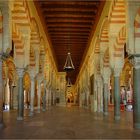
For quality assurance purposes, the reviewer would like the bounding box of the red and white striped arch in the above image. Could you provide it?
[39,37,45,73]
[103,48,109,68]
[94,38,100,74]
[109,0,126,25]
[12,24,24,56]
[100,18,109,46]
[12,0,30,27]
[30,18,40,70]
[30,18,40,46]
[29,47,35,68]
[12,0,30,58]
[94,38,100,54]
[0,10,2,34]
[0,9,2,55]
[114,26,126,58]
[134,8,140,38]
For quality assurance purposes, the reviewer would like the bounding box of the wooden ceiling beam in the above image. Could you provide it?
[44,14,95,18]
[43,11,96,16]
[39,1,99,6]
[47,24,92,28]
[45,19,93,23]
[45,16,95,21]
[50,34,89,37]
[49,32,90,35]
[42,7,98,12]
[48,27,91,31]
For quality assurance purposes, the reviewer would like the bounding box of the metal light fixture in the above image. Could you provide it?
[66,77,72,87]
[63,52,75,71]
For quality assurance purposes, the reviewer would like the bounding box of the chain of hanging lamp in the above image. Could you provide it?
[63,35,75,71]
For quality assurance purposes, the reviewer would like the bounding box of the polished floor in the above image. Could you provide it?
[0,105,140,139]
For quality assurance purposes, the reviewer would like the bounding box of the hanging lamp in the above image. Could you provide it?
[66,77,72,87]
[63,51,75,71]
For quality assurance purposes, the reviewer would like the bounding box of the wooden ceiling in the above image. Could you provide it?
[34,0,105,84]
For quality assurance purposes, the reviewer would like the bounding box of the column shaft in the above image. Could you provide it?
[10,86,13,110]
[42,88,46,111]
[133,67,140,128]
[0,59,3,127]
[17,76,24,120]
[114,76,120,120]
[29,78,35,116]
[37,83,41,113]
[103,83,108,115]
[97,87,101,112]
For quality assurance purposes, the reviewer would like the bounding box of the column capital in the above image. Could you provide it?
[28,71,36,80]
[43,79,47,87]
[16,68,24,78]
[102,67,111,84]
[128,55,140,69]
[36,74,43,84]
[113,67,122,77]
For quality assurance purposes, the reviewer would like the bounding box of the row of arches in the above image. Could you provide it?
[0,0,59,123]
[75,0,140,129]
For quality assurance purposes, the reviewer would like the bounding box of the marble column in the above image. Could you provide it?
[114,68,121,120]
[29,75,35,116]
[103,70,111,116]
[37,81,41,113]
[97,79,102,112]
[129,56,140,128]
[42,80,47,111]
[16,68,24,120]
[103,82,108,115]
[49,88,52,106]
[9,85,13,110]
[0,57,3,127]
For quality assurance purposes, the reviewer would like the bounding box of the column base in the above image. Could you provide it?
[29,111,34,117]
[57,102,66,107]
[115,115,120,121]
[42,108,46,112]
[37,109,40,113]
[104,112,108,116]
[134,123,140,129]
[17,116,23,121]
[0,123,4,128]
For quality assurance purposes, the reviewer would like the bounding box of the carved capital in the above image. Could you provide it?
[129,55,140,69]
[16,68,24,78]
[102,67,111,83]
[0,51,10,61]
[114,67,122,77]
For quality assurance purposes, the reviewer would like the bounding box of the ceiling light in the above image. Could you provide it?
[63,52,75,71]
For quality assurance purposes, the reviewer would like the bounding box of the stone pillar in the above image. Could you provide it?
[9,84,14,110]
[16,68,24,120]
[103,82,108,115]
[129,56,140,128]
[114,68,121,120]
[37,81,41,113]
[46,87,49,108]
[49,88,52,106]
[13,83,18,109]
[97,79,102,112]
[102,69,111,116]
[29,75,35,116]
[42,80,47,111]
[0,56,3,127]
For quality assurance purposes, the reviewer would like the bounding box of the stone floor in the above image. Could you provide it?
[0,106,140,139]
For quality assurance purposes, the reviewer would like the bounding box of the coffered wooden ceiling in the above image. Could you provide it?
[34,0,105,84]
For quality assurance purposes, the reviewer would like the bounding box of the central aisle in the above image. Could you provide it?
[0,106,140,139]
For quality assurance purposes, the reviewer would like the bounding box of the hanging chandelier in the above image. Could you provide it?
[66,77,72,87]
[63,52,75,71]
